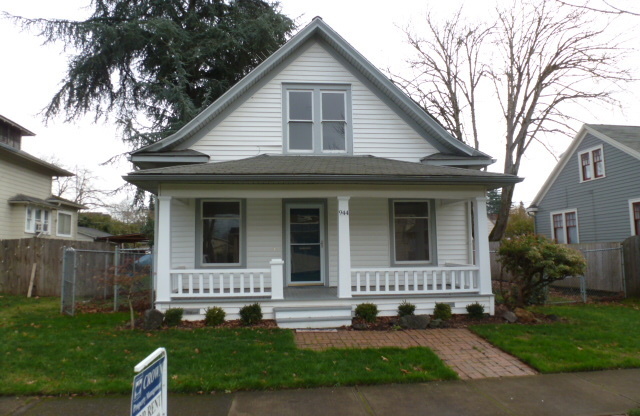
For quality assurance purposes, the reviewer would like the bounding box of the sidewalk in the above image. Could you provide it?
[3,368,639,416]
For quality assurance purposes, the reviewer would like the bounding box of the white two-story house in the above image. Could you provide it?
[125,18,521,327]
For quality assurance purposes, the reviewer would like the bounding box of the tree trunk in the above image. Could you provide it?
[489,184,515,241]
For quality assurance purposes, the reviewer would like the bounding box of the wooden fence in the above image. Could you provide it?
[0,238,114,297]
[623,236,640,296]
[490,241,625,293]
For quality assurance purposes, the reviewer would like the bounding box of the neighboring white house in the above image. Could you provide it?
[0,115,85,240]
[125,18,521,327]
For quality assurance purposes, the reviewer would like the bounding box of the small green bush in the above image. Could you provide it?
[164,308,183,327]
[239,303,262,326]
[355,303,378,323]
[466,302,485,319]
[204,307,226,326]
[397,301,416,317]
[433,303,452,321]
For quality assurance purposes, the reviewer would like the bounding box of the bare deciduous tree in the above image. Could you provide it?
[395,0,630,241]
[51,163,117,209]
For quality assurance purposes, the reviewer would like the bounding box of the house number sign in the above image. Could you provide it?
[339,210,349,216]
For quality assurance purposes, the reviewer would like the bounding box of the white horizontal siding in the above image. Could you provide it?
[349,198,389,268]
[246,199,282,277]
[436,201,471,264]
[191,42,437,162]
[171,198,195,268]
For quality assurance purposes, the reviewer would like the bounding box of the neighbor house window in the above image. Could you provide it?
[57,212,72,237]
[579,146,605,182]
[25,206,50,234]
[392,201,431,263]
[551,210,578,244]
[284,84,351,154]
[201,200,242,265]
[630,199,640,236]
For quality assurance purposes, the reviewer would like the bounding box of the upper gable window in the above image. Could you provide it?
[579,146,605,182]
[284,84,351,154]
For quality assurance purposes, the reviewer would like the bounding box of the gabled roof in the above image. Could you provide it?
[0,114,35,136]
[0,141,73,176]
[125,154,521,193]
[530,124,640,208]
[78,226,113,239]
[131,17,490,161]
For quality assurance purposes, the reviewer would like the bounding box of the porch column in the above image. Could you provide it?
[337,196,352,298]
[156,196,172,304]
[473,195,492,296]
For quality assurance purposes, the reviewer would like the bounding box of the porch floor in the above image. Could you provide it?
[284,286,337,300]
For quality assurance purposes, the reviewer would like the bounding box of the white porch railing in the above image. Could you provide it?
[351,266,479,295]
[169,259,285,299]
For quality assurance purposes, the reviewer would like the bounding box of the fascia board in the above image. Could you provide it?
[530,127,588,207]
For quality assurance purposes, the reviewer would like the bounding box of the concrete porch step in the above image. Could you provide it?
[274,306,353,329]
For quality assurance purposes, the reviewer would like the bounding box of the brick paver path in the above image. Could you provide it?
[295,329,537,380]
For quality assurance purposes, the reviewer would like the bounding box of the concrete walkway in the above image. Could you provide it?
[2,369,640,416]
[295,329,537,379]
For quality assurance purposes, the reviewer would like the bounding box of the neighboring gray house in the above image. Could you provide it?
[529,124,640,243]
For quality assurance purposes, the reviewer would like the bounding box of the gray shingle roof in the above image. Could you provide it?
[126,154,520,185]
[77,226,112,239]
[8,194,86,210]
[0,142,73,176]
[587,124,640,154]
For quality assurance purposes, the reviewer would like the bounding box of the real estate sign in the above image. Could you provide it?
[131,348,167,416]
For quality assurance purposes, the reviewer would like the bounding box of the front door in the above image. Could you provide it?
[286,204,324,285]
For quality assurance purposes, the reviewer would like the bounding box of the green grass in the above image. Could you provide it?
[0,295,456,395]
[471,302,640,373]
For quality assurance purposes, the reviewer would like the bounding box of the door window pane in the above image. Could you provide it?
[202,201,241,264]
[291,245,321,282]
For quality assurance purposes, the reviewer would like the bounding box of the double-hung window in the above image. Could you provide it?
[551,210,578,244]
[57,211,72,237]
[630,199,640,236]
[200,200,243,266]
[391,201,432,263]
[285,84,351,154]
[25,206,50,234]
[579,146,605,182]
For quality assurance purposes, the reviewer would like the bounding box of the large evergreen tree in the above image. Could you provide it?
[10,0,295,149]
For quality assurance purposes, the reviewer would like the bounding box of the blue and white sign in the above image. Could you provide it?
[131,348,167,416]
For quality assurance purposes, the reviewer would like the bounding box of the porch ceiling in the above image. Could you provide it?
[125,155,522,193]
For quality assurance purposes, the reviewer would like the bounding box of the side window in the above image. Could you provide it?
[284,84,351,154]
[57,212,73,237]
[25,207,50,234]
[201,200,242,265]
[579,146,605,182]
[631,200,640,236]
[551,210,578,244]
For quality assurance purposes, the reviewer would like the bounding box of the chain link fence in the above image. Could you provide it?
[61,247,152,316]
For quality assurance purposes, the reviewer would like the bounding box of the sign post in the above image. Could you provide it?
[131,348,167,416]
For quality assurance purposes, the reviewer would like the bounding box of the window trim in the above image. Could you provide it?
[282,83,352,155]
[25,206,50,235]
[56,211,73,237]
[550,209,580,244]
[629,198,640,236]
[578,145,606,183]
[389,199,436,266]
[195,199,247,268]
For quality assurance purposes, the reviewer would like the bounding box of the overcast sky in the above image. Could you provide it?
[1,0,638,210]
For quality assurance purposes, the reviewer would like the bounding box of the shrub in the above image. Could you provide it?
[239,303,262,326]
[466,302,485,319]
[397,301,416,317]
[164,308,183,327]
[498,234,586,308]
[355,303,378,323]
[433,303,452,321]
[204,307,226,327]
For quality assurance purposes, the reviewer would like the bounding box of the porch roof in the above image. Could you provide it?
[125,155,521,193]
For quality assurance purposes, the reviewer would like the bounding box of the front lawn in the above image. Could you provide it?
[0,295,456,395]
[471,302,640,373]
